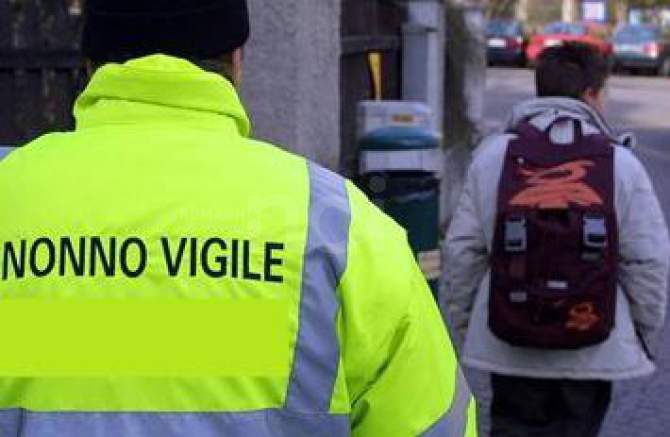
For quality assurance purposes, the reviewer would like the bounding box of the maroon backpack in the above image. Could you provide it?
[489,119,618,349]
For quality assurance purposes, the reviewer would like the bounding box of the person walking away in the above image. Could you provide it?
[442,42,669,437]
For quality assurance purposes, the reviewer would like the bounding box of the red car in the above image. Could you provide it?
[527,22,613,64]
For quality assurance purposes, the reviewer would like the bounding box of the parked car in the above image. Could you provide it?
[527,22,613,64]
[486,19,528,67]
[613,25,670,76]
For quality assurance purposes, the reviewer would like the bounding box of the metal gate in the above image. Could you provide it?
[340,0,406,176]
[0,0,85,146]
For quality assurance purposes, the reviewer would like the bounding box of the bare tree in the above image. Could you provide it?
[562,0,580,22]
[486,0,517,19]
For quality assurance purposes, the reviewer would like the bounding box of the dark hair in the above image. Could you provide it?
[536,42,609,100]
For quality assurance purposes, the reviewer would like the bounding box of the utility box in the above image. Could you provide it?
[403,0,446,133]
[357,100,433,139]
[358,126,442,299]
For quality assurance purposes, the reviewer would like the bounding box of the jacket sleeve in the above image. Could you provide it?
[617,151,670,359]
[441,162,489,348]
[340,183,477,437]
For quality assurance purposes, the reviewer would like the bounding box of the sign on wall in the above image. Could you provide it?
[582,0,607,23]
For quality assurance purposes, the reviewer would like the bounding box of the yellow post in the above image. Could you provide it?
[368,52,383,100]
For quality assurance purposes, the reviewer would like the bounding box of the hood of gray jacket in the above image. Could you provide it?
[506,97,637,148]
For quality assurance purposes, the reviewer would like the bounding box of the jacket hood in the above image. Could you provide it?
[506,97,636,148]
[74,55,251,137]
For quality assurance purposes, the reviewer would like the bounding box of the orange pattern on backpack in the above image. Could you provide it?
[510,160,603,209]
[565,302,601,332]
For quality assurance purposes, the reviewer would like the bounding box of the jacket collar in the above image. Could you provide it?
[74,54,251,137]
[506,97,636,148]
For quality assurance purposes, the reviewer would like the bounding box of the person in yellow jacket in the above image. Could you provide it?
[0,1,476,436]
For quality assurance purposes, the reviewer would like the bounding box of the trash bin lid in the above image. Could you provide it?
[359,126,440,151]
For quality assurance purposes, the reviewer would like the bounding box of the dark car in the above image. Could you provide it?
[613,25,670,76]
[486,19,527,67]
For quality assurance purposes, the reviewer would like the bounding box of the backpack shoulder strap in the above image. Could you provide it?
[506,119,545,141]
[509,117,590,143]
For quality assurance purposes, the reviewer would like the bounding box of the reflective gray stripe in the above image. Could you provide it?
[0,146,13,160]
[421,366,474,436]
[0,409,20,436]
[0,408,350,437]
[286,162,351,412]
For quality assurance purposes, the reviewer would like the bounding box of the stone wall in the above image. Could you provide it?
[241,0,342,170]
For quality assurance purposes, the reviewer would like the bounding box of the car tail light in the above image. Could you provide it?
[644,42,660,58]
[508,36,524,49]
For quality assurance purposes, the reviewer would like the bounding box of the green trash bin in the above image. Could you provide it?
[357,126,442,300]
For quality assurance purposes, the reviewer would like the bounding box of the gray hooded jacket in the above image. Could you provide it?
[442,97,669,380]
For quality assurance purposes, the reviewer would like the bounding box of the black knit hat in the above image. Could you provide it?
[82,0,250,63]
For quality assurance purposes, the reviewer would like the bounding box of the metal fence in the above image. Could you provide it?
[0,0,85,145]
[340,0,406,176]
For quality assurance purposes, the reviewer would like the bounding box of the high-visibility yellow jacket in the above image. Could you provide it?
[0,55,476,437]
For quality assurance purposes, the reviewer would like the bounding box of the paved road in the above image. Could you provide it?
[473,67,670,437]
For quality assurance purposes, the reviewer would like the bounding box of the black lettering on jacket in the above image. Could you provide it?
[60,237,86,277]
[120,237,147,278]
[161,237,187,277]
[3,240,26,280]
[90,237,116,277]
[243,240,262,281]
[29,237,56,277]
[201,238,228,278]
[265,242,285,283]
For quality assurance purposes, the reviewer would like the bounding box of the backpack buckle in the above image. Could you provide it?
[583,214,607,250]
[505,216,527,253]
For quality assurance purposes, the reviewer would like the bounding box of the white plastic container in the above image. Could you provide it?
[357,100,433,139]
